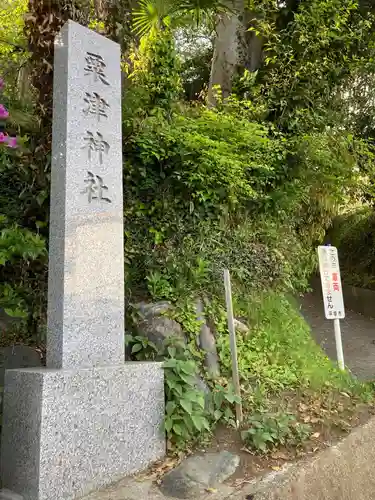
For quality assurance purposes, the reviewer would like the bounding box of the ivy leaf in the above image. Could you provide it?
[184,390,200,402]
[214,409,222,421]
[164,358,178,368]
[179,361,196,375]
[191,414,211,432]
[173,423,183,435]
[131,343,143,354]
[178,372,196,385]
[168,346,176,358]
[180,399,192,415]
[166,401,176,415]
[173,384,183,396]
[223,392,236,404]
[4,307,27,319]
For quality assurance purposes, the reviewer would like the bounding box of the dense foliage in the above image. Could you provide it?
[329,208,375,289]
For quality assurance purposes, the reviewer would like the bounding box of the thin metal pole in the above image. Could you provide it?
[333,319,345,370]
[223,269,243,426]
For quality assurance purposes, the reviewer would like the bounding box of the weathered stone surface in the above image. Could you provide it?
[1,363,165,500]
[196,299,220,378]
[1,21,165,500]
[135,302,183,348]
[160,451,240,499]
[135,302,171,317]
[0,346,42,387]
[47,20,125,370]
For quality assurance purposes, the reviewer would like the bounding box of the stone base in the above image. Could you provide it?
[0,363,165,500]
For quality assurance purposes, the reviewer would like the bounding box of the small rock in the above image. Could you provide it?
[160,451,240,499]
[134,301,171,316]
[234,319,249,334]
[138,315,184,349]
[0,490,23,500]
[134,302,184,349]
[196,299,220,378]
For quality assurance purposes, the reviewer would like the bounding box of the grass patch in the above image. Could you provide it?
[217,292,372,402]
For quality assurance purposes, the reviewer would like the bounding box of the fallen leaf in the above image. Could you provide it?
[340,392,350,398]
[311,432,320,439]
[206,488,218,493]
[241,447,254,455]
[271,451,289,460]
[271,466,281,471]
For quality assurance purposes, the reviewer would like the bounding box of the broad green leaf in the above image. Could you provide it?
[166,401,176,415]
[214,409,222,421]
[180,399,192,415]
[131,343,143,354]
[173,423,183,435]
[165,417,173,432]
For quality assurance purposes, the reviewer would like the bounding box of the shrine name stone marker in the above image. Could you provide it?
[0,21,165,500]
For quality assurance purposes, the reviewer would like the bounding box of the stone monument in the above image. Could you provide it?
[0,21,165,500]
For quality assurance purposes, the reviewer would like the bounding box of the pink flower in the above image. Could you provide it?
[0,132,7,143]
[0,104,9,119]
[6,136,17,148]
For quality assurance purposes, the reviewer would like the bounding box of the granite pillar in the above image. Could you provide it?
[0,21,165,500]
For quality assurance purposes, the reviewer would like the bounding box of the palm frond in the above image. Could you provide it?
[133,0,232,36]
[133,0,174,36]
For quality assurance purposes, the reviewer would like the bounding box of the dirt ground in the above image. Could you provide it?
[151,290,375,487]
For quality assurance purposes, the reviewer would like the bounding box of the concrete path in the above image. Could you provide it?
[300,292,375,381]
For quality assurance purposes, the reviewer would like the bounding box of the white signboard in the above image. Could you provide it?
[318,246,345,320]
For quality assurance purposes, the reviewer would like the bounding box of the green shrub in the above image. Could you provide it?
[329,208,375,289]
[0,220,46,320]
[123,104,320,301]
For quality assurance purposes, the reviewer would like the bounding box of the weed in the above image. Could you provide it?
[241,412,311,453]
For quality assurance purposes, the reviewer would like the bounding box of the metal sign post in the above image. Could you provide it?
[317,246,346,370]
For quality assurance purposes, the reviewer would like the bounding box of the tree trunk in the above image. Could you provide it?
[207,1,243,106]
[97,0,139,52]
[242,10,263,72]
[207,1,263,106]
